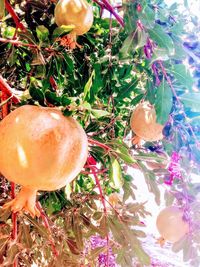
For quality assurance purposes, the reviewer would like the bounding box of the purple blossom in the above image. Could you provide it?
[164,152,182,185]
[90,235,116,267]
[152,63,161,86]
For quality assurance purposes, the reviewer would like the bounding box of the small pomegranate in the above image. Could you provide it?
[0,105,88,217]
[130,102,164,143]
[54,0,93,36]
[156,206,189,243]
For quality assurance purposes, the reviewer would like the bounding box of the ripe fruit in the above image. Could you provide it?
[0,105,88,216]
[130,102,164,142]
[54,0,93,36]
[156,206,189,243]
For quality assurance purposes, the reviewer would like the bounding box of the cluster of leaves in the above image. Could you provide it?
[0,0,200,266]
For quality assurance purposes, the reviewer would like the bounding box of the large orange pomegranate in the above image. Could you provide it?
[156,206,189,243]
[54,0,93,36]
[130,102,164,143]
[0,105,88,216]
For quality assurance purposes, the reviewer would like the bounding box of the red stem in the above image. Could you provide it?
[93,0,124,27]
[1,95,18,267]
[36,202,59,257]
[0,37,37,48]
[0,75,20,104]
[81,168,108,175]
[1,92,9,118]
[88,138,112,151]
[49,76,58,91]
[5,0,26,31]
[87,158,109,266]
[0,37,57,53]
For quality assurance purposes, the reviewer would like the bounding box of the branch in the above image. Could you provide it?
[36,202,59,257]
[0,75,20,104]
[1,95,18,266]
[0,37,58,53]
[88,138,112,151]
[5,0,26,31]
[93,0,124,27]
[87,157,110,266]
[49,76,58,91]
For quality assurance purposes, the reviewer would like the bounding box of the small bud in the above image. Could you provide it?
[137,4,142,12]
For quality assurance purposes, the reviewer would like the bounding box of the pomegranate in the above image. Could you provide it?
[156,206,189,243]
[0,105,88,217]
[130,102,164,143]
[54,0,93,36]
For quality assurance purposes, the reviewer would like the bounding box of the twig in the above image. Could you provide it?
[88,138,112,151]
[1,92,9,118]
[0,75,20,104]
[87,157,109,267]
[1,95,18,267]
[5,0,26,31]
[36,202,59,257]
[49,76,58,91]
[93,0,124,27]
[0,37,58,54]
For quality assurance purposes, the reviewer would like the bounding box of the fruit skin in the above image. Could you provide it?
[130,102,164,142]
[156,206,189,243]
[54,0,93,36]
[0,105,88,216]
[0,105,88,190]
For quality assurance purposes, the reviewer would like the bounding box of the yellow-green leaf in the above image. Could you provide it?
[110,156,123,188]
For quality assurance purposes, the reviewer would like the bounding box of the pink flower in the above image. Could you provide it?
[164,152,182,186]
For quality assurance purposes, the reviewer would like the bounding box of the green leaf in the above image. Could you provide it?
[24,215,50,239]
[155,78,173,125]
[116,151,136,164]
[45,90,61,105]
[6,244,19,265]
[36,25,49,43]
[138,5,155,29]
[91,109,110,118]
[20,224,33,249]
[0,237,9,254]
[3,26,15,38]
[179,93,200,112]
[149,24,174,55]
[110,155,123,188]
[0,207,11,222]
[52,25,75,39]
[61,95,72,106]
[18,30,37,44]
[0,0,5,19]
[119,29,147,59]
[133,243,150,265]
[184,0,189,8]
[171,64,193,89]
[83,70,95,100]
[117,78,138,101]
[139,162,160,205]
[151,47,169,63]
[93,211,103,220]
[29,86,44,102]
[123,181,135,202]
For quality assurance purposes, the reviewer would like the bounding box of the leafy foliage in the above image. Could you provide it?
[0,0,200,266]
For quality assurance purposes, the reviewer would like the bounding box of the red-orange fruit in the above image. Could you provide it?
[130,102,164,142]
[156,206,189,243]
[0,105,88,216]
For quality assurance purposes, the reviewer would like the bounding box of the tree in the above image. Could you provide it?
[0,0,200,266]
